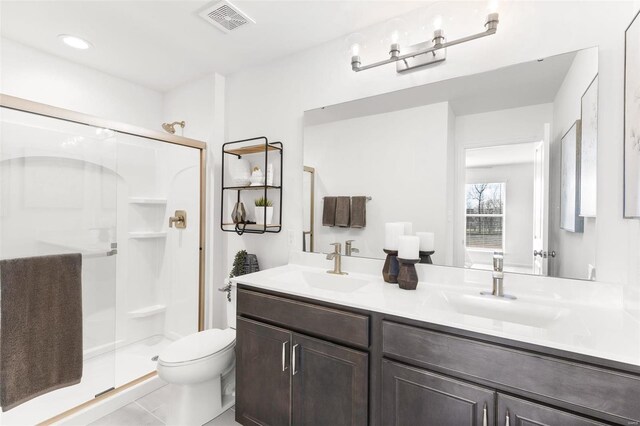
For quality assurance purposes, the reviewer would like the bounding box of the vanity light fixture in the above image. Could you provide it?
[58,34,92,50]
[349,11,499,73]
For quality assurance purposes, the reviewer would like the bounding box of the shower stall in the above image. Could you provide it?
[0,95,206,425]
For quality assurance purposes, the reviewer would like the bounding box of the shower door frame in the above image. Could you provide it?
[0,93,207,424]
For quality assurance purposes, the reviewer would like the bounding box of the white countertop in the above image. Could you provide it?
[232,254,640,368]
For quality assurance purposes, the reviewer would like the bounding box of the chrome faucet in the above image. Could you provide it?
[345,240,360,256]
[326,243,347,275]
[481,252,516,299]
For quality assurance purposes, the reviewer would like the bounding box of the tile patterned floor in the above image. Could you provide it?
[89,385,240,426]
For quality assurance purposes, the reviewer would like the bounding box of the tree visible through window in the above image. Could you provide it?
[465,183,505,250]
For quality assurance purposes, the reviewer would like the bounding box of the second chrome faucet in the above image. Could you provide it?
[481,252,516,299]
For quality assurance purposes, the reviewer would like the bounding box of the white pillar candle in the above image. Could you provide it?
[416,232,435,252]
[399,222,413,236]
[384,222,405,251]
[398,236,420,260]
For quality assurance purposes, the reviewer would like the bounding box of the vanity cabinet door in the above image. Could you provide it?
[382,360,495,426]
[236,317,292,426]
[291,333,368,426]
[497,394,607,426]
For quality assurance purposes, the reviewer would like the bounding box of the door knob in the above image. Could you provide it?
[169,210,187,229]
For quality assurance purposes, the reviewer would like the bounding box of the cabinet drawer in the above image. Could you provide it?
[238,288,369,348]
[382,321,640,423]
[497,394,607,426]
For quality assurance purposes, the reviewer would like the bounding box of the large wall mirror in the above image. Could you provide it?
[302,47,599,281]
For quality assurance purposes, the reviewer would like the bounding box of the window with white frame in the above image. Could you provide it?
[465,182,505,250]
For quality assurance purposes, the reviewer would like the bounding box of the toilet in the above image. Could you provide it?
[157,284,237,426]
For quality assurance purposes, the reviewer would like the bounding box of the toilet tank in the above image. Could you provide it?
[226,283,237,329]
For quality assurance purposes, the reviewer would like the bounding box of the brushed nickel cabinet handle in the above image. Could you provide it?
[292,344,299,375]
[281,341,288,371]
[482,402,488,426]
[505,409,510,426]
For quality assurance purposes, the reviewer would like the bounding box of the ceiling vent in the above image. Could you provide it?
[199,0,255,34]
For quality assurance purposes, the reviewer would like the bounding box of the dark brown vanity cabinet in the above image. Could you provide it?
[236,286,640,426]
[496,394,607,426]
[291,334,368,425]
[236,290,369,426]
[382,360,495,426]
[236,318,292,426]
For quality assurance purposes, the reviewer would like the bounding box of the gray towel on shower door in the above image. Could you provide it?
[0,253,83,411]
[335,196,351,227]
[323,196,337,227]
[350,196,367,228]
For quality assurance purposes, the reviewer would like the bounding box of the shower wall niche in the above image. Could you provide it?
[0,97,205,425]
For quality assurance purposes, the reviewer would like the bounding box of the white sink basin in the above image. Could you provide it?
[272,270,369,293]
[439,292,568,328]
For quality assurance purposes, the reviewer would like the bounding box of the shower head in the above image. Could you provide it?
[162,121,185,134]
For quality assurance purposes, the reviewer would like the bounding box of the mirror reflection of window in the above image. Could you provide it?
[465,183,505,251]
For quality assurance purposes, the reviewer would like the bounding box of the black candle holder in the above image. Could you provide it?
[419,250,435,264]
[397,258,419,290]
[382,249,399,283]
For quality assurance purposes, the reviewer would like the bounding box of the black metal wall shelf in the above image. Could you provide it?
[221,137,283,235]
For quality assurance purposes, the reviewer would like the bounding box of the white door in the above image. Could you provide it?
[532,124,551,275]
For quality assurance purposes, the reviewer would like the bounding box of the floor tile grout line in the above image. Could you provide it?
[134,401,166,424]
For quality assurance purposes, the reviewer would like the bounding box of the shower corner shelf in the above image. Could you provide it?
[221,136,283,235]
[128,304,167,318]
[128,231,167,239]
[128,197,168,205]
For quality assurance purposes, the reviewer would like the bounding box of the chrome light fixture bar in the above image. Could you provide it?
[351,13,499,73]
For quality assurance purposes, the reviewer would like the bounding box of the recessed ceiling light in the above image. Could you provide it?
[58,34,92,50]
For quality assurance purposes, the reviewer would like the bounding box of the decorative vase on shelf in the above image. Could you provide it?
[231,202,247,224]
[255,206,274,225]
[229,157,251,187]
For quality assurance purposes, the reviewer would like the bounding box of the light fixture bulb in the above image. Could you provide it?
[345,32,365,60]
[433,15,443,31]
[383,18,406,46]
[390,30,400,44]
[58,34,92,50]
[488,0,500,13]
[351,43,360,56]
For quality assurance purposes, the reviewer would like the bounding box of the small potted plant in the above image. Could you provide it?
[254,196,273,225]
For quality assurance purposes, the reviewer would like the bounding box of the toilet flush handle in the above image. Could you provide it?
[218,284,232,302]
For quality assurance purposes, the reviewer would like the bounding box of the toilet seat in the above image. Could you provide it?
[158,328,235,366]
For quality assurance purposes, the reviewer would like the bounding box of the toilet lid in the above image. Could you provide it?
[159,329,235,364]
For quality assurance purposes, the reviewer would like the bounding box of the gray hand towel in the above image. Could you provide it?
[1,253,83,412]
[350,196,367,228]
[335,196,351,227]
[322,197,337,227]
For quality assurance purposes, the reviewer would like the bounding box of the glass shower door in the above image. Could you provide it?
[0,107,118,425]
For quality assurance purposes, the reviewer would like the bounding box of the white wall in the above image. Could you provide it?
[303,102,452,262]
[466,163,535,271]
[161,73,227,329]
[225,1,640,316]
[549,48,599,280]
[0,38,163,130]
